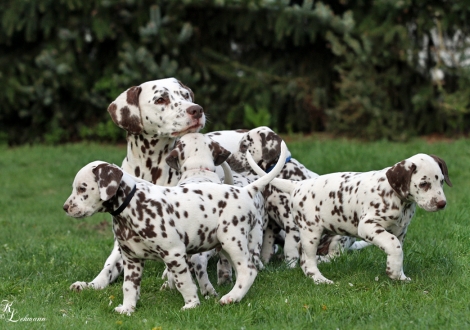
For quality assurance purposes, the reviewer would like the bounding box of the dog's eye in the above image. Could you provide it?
[419,182,429,189]
[78,187,87,193]
[155,98,165,104]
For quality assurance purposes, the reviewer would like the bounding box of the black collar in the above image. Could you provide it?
[110,184,137,216]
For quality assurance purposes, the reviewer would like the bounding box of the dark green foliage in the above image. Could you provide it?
[326,0,470,140]
[1,0,469,144]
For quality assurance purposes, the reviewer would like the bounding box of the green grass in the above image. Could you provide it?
[0,137,469,329]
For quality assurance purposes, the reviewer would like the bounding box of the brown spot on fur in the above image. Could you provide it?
[386,161,416,199]
[126,86,141,106]
[430,154,452,187]
[177,80,195,101]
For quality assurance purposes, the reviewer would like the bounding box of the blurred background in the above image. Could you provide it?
[1,0,469,145]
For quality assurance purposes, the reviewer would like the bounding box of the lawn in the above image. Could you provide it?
[0,135,469,329]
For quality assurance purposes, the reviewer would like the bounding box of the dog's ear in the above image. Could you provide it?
[260,130,282,170]
[107,86,143,135]
[92,163,123,201]
[430,155,452,187]
[210,140,231,166]
[165,149,180,171]
[386,160,417,199]
[177,80,195,102]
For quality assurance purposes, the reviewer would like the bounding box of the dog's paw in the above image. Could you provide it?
[69,281,88,291]
[115,304,135,315]
[285,258,298,268]
[201,287,218,298]
[253,258,264,270]
[181,301,200,310]
[316,255,333,264]
[219,295,234,305]
[398,274,411,282]
[160,281,171,291]
[219,293,242,305]
[217,274,232,286]
[387,270,411,282]
[312,275,334,285]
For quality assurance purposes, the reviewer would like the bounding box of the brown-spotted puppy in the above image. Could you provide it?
[70,78,205,292]
[223,126,368,267]
[63,142,288,313]
[248,153,452,284]
[162,133,268,298]
[160,133,233,297]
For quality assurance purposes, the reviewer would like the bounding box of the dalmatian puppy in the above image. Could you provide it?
[223,126,368,267]
[160,133,233,297]
[205,129,248,178]
[205,129,248,153]
[70,78,207,292]
[162,133,268,298]
[63,141,288,313]
[248,153,452,284]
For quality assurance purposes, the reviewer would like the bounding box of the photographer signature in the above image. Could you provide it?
[0,300,46,323]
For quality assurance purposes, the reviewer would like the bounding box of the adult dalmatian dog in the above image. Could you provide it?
[70,78,209,291]
[63,140,288,313]
[221,126,369,266]
[248,152,452,284]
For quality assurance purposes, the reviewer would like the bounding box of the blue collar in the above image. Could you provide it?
[266,156,291,173]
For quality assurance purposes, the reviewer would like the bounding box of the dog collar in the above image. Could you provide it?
[266,156,292,173]
[110,184,137,216]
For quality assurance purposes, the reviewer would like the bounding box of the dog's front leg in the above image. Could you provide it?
[115,257,144,315]
[191,251,219,297]
[248,216,265,270]
[358,220,410,281]
[260,223,276,263]
[298,226,333,284]
[217,252,233,285]
[70,237,123,291]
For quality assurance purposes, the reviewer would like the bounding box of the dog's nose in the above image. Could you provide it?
[186,105,203,119]
[63,204,69,212]
[436,200,447,209]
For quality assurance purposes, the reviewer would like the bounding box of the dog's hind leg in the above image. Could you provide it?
[164,252,201,310]
[218,246,258,305]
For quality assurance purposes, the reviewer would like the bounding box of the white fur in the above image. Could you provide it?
[248,153,451,284]
[64,141,288,313]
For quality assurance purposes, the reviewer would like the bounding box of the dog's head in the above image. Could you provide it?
[165,133,231,172]
[386,154,452,211]
[63,162,129,218]
[107,78,205,137]
[227,126,289,173]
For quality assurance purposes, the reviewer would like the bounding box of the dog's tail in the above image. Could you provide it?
[243,140,288,194]
[220,161,234,185]
[245,141,298,194]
